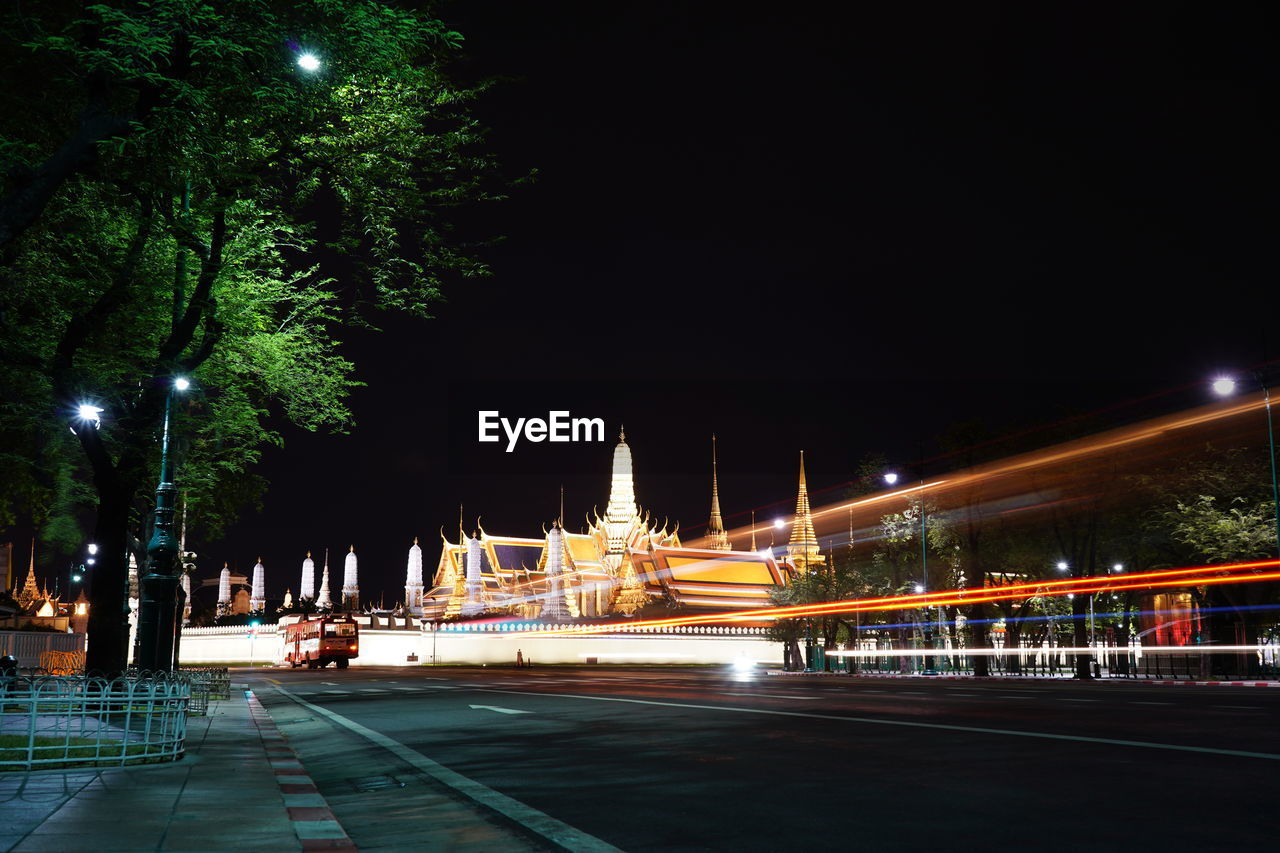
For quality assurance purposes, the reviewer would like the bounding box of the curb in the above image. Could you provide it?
[764,671,1280,687]
[245,689,358,851]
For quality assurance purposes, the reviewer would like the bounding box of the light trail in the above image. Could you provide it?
[505,559,1280,637]
[694,392,1270,550]
[824,646,1272,657]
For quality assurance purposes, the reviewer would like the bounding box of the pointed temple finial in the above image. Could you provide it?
[559,484,565,528]
[706,434,730,550]
[751,509,757,552]
[619,424,625,441]
[786,449,824,573]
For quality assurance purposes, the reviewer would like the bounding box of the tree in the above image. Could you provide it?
[0,1,504,675]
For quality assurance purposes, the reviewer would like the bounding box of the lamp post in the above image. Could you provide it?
[1213,375,1280,557]
[135,376,190,672]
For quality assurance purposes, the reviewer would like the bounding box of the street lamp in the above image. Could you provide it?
[298,53,321,72]
[136,376,191,672]
[1212,374,1280,557]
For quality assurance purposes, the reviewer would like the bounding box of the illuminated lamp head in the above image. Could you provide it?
[1211,377,1236,396]
[298,53,321,72]
[884,472,899,486]
[1056,561,1069,572]
[773,518,786,529]
[77,404,103,423]
[173,376,191,391]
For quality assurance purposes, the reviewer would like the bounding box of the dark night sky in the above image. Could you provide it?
[210,2,1272,605]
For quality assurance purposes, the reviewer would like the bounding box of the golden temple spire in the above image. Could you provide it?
[787,450,824,573]
[751,510,757,552]
[706,434,730,550]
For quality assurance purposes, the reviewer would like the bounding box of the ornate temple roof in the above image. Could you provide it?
[628,546,785,611]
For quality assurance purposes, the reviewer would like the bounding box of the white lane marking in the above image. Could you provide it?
[1130,701,1172,706]
[359,689,386,693]
[478,689,1280,762]
[275,689,618,852]
[469,704,533,715]
[322,682,338,686]
[392,687,416,691]
[324,690,350,695]
[729,693,822,701]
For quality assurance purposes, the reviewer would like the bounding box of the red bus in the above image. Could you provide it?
[282,615,359,669]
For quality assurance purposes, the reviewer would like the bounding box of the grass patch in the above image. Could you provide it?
[0,735,171,770]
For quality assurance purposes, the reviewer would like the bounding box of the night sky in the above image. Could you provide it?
[208,2,1272,606]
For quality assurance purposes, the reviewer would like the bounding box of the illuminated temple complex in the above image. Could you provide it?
[416,431,814,621]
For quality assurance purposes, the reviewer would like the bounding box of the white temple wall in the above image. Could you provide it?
[174,623,784,666]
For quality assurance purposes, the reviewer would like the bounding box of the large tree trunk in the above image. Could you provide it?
[1072,591,1092,679]
[84,484,133,678]
[970,601,990,677]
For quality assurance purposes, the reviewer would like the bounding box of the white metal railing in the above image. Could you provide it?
[0,675,189,770]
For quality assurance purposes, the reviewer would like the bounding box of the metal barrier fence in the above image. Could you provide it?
[822,643,1280,680]
[0,674,189,771]
[38,650,86,676]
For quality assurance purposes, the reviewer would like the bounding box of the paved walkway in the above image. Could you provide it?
[2,683,556,851]
[0,686,345,852]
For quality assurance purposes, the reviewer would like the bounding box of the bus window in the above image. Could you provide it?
[325,623,356,637]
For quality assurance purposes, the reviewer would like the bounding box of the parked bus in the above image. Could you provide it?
[282,615,359,669]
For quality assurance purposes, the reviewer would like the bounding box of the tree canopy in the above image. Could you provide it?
[0,0,505,673]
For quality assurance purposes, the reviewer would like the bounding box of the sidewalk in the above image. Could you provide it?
[0,685,351,852]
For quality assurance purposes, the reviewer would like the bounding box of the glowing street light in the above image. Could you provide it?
[773,518,786,529]
[76,404,103,426]
[87,543,98,555]
[883,472,899,486]
[1057,561,1069,573]
[1213,373,1280,559]
[298,53,321,72]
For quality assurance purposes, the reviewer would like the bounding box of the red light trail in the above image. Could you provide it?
[507,559,1280,637]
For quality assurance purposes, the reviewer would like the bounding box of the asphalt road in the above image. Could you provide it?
[247,666,1279,852]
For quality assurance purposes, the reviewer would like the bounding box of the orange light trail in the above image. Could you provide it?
[695,392,1270,550]
[506,559,1280,637]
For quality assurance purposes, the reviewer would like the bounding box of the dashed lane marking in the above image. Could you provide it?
[477,689,1280,762]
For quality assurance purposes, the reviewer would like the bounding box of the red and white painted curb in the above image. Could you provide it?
[246,690,358,851]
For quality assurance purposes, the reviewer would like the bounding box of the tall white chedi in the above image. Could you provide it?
[461,534,485,616]
[299,551,315,601]
[217,563,231,616]
[405,537,424,614]
[316,550,333,610]
[541,524,571,622]
[341,545,359,611]
[250,557,265,612]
